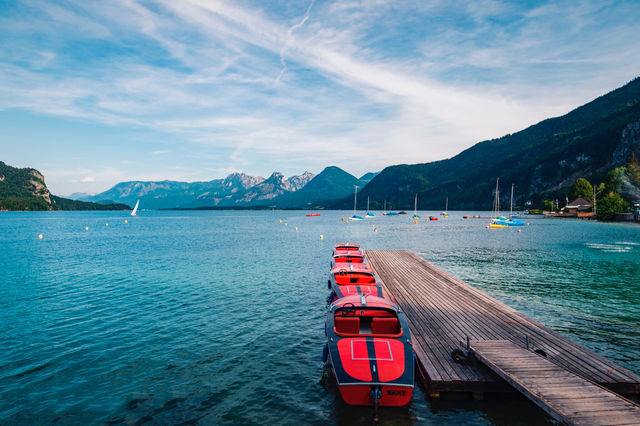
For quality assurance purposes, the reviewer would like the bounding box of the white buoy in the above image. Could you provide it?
[38,234,43,239]
[320,235,324,239]
[294,226,298,231]
[106,223,109,227]
[85,226,89,231]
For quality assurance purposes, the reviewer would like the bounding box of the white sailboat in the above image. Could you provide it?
[441,197,448,217]
[383,200,398,216]
[349,186,363,221]
[366,196,375,217]
[489,179,506,228]
[131,200,139,216]
[496,184,524,226]
[412,194,420,220]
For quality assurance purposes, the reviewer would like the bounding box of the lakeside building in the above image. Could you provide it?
[556,197,594,218]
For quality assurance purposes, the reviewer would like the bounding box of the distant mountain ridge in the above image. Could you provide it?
[82,167,375,209]
[268,166,364,208]
[329,76,640,210]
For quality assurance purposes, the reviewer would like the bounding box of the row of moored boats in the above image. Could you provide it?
[323,242,414,413]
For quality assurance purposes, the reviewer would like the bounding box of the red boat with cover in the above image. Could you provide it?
[334,241,360,252]
[332,249,366,265]
[324,295,414,407]
[328,263,384,301]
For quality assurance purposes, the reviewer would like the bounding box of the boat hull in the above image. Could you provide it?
[495,219,525,226]
[325,296,415,407]
[337,384,413,407]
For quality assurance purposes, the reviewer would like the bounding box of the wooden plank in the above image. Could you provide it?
[470,340,640,426]
[371,255,504,386]
[411,253,638,385]
[398,251,636,381]
[363,250,640,395]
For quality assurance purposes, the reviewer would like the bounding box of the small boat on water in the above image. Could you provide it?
[324,295,414,407]
[334,241,360,253]
[131,200,139,216]
[365,197,375,218]
[332,250,366,265]
[382,200,399,216]
[489,178,508,228]
[398,211,407,215]
[306,213,321,217]
[412,194,420,220]
[328,263,384,301]
[441,197,448,217]
[429,216,438,221]
[493,184,525,226]
[349,186,364,221]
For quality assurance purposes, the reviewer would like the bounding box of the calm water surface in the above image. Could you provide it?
[1,211,638,425]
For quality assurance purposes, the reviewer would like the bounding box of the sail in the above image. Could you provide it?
[131,200,139,216]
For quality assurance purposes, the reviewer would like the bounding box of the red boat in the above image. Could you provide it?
[306,213,321,217]
[324,295,414,407]
[429,216,438,221]
[328,264,384,301]
[332,249,365,265]
[334,241,360,252]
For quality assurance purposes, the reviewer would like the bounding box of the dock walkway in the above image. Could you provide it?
[471,340,640,425]
[363,250,640,396]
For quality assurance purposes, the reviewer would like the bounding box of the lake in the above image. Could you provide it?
[1,211,638,425]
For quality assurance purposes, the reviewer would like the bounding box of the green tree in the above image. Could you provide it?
[568,178,593,201]
[597,192,629,221]
[626,153,640,188]
[602,167,626,194]
[541,199,555,211]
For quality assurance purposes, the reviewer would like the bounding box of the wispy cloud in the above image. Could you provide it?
[1,0,639,194]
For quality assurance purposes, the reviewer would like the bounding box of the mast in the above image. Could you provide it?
[367,196,370,212]
[510,183,514,217]
[414,194,417,214]
[353,185,358,215]
[493,178,500,219]
[445,197,448,212]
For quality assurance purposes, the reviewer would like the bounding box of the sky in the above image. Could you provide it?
[1,0,639,196]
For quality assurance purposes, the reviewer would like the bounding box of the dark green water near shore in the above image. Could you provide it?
[1,211,638,424]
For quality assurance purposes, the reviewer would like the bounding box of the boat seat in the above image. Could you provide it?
[371,317,400,335]
[335,317,360,335]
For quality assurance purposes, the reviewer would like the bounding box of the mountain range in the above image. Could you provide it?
[329,77,640,210]
[74,167,376,210]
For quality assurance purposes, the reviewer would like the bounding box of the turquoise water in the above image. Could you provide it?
[1,211,638,425]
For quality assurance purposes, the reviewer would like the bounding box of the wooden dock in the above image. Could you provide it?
[363,250,640,397]
[471,340,640,425]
